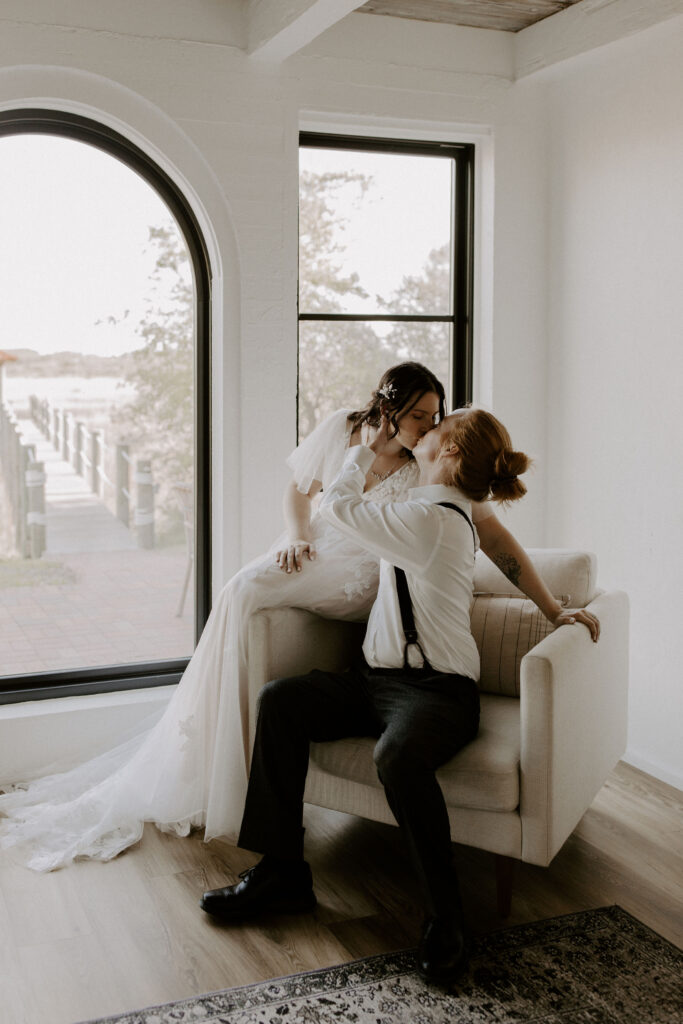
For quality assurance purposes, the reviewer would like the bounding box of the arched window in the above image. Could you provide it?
[0,110,211,703]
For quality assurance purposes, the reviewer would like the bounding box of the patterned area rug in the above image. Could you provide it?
[80,906,682,1024]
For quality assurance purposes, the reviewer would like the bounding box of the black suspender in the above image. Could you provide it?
[394,502,476,671]
[435,502,477,546]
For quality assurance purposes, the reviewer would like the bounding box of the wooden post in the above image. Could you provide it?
[17,443,29,557]
[90,430,101,494]
[116,443,130,526]
[61,412,70,462]
[7,416,18,526]
[12,416,22,513]
[26,459,46,558]
[53,407,60,451]
[134,458,154,549]
[74,421,84,475]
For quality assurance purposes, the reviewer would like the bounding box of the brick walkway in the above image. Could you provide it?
[1,413,195,677]
[0,548,194,676]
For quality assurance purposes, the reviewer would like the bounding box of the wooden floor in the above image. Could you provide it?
[0,761,681,1024]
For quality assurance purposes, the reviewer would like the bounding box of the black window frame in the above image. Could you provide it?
[298,132,475,415]
[0,109,212,704]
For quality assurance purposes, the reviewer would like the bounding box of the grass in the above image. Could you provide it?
[0,558,78,588]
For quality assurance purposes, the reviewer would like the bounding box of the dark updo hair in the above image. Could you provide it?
[348,362,446,455]
[442,407,531,504]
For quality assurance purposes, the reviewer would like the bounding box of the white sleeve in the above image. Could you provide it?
[285,409,351,495]
[319,446,441,575]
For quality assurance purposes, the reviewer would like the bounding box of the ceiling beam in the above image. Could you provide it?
[247,0,362,60]
[515,0,683,78]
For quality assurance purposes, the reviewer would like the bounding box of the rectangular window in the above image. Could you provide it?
[298,133,474,438]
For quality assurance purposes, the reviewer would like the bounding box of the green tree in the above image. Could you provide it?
[382,243,451,388]
[115,223,193,542]
[298,170,388,436]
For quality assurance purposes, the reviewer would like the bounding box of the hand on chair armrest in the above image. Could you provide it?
[549,606,601,642]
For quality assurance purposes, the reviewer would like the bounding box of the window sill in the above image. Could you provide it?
[0,685,175,786]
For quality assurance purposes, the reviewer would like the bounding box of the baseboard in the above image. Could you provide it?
[0,685,175,785]
[623,749,683,792]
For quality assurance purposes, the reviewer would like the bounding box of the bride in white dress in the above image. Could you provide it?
[0,362,458,870]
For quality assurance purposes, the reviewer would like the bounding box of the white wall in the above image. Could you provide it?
[541,16,683,788]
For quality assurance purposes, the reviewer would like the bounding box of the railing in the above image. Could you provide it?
[0,401,46,557]
[27,394,155,550]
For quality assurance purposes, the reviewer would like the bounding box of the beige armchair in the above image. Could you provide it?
[247,550,629,915]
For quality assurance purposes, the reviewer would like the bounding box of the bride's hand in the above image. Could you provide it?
[367,413,393,456]
[276,539,317,574]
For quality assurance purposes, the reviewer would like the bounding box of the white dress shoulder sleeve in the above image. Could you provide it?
[285,408,353,495]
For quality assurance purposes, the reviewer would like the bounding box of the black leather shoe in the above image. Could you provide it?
[200,859,316,920]
[417,915,470,985]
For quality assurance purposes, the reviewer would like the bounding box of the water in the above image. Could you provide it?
[4,376,136,418]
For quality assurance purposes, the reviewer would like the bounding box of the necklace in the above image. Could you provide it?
[370,461,402,482]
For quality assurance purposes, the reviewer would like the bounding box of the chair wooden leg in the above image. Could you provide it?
[495,854,515,918]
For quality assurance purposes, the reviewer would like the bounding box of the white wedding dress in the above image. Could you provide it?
[0,410,420,871]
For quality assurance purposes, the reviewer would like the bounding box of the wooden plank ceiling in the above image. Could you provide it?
[356,0,584,33]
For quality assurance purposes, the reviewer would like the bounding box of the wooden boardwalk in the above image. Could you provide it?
[15,414,136,555]
[0,413,194,676]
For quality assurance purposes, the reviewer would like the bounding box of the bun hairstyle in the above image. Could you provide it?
[490,448,529,503]
[348,362,446,455]
[443,407,531,504]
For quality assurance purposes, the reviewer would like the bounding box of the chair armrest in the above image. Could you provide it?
[519,590,629,866]
[247,609,365,751]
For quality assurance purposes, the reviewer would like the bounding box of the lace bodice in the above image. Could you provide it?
[288,407,420,505]
[359,459,419,503]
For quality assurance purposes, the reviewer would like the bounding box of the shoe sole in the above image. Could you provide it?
[416,951,470,986]
[200,892,317,921]
[417,965,466,986]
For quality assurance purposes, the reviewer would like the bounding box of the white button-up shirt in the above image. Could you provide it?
[319,445,480,681]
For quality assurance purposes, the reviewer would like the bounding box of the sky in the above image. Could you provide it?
[300,145,452,314]
[0,134,179,358]
[0,136,453,361]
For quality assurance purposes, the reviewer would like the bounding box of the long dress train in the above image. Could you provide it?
[0,410,419,870]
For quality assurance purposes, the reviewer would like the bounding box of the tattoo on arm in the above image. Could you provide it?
[494,553,522,589]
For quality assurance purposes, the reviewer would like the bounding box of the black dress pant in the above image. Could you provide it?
[238,662,480,918]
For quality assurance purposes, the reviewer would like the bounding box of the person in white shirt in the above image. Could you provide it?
[200,408,536,981]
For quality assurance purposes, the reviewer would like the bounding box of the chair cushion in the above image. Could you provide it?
[473,548,597,606]
[471,595,556,697]
[309,694,520,813]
